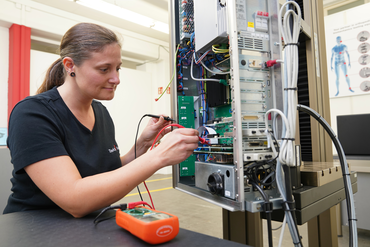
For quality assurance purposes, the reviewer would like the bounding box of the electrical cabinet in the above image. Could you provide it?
[170,0,284,212]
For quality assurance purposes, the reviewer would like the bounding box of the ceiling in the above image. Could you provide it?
[31,0,170,43]
[30,0,358,43]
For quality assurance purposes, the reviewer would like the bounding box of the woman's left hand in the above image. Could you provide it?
[138,115,172,149]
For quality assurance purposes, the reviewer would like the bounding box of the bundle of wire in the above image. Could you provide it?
[265,108,302,247]
[270,2,358,246]
[269,1,303,246]
[212,44,229,54]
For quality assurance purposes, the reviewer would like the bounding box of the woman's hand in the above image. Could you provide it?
[137,115,172,150]
[152,128,199,167]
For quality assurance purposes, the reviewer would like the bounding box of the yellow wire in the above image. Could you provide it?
[212,44,229,54]
[156,44,180,102]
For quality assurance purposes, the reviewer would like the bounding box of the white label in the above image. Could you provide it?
[225,191,231,197]
[181,117,187,120]
[182,167,188,170]
[236,0,247,30]
[181,106,186,109]
[247,27,255,32]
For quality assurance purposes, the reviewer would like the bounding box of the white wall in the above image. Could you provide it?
[30,50,59,95]
[137,48,172,174]
[0,26,9,128]
[138,50,171,116]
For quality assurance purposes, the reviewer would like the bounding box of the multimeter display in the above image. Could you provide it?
[124,208,172,223]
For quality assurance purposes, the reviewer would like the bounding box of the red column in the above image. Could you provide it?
[8,24,31,121]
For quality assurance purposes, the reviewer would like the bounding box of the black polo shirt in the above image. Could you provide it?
[3,87,121,214]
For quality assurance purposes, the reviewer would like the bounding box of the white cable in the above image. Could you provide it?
[275,2,302,246]
[194,53,230,75]
[265,109,290,160]
[194,49,211,64]
[199,58,231,75]
[190,55,221,82]
[278,1,301,168]
[278,215,287,247]
[265,109,300,246]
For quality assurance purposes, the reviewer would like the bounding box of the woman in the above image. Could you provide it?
[3,23,199,217]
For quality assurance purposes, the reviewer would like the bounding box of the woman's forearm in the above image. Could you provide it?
[70,150,163,217]
[120,136,151,166]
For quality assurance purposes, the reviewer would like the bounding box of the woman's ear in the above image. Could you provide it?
[62,57,75,74]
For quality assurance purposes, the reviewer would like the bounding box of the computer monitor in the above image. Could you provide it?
[337,114,370,156]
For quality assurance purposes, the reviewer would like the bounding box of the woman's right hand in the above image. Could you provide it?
[153,128,199,167]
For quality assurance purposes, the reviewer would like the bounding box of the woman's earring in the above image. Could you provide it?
[70,72,76,77]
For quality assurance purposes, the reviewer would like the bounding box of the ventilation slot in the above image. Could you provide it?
[238,37,263,51]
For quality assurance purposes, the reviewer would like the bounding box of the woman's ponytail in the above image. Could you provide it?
[36,58,64,94]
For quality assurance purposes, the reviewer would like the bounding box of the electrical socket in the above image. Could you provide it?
[249,59,262,69]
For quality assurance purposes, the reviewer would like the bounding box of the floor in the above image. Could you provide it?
[116,174,370,247]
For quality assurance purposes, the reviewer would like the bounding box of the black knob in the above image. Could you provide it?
[207,172,224,195]
[241,60,246,66]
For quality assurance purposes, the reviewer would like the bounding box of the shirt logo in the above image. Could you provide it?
[108,145,119,153]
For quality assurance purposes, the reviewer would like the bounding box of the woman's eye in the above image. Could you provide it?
[100,68,108,72]
[116,67,121,72]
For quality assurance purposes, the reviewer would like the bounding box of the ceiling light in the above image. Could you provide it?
[76,0,169,34]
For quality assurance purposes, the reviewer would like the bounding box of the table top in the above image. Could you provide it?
[0,209,249,247]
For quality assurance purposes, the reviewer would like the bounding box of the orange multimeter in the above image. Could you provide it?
[116,206,179,244]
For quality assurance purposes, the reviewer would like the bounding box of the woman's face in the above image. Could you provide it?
[74,43,122,101]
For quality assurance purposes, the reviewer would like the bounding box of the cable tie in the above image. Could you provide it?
[263,202,273,214]
[281,138,295,141]
[348,218,358,221]
[284,87,298,91]
[283,42,300,49]
[282,200,295,212]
